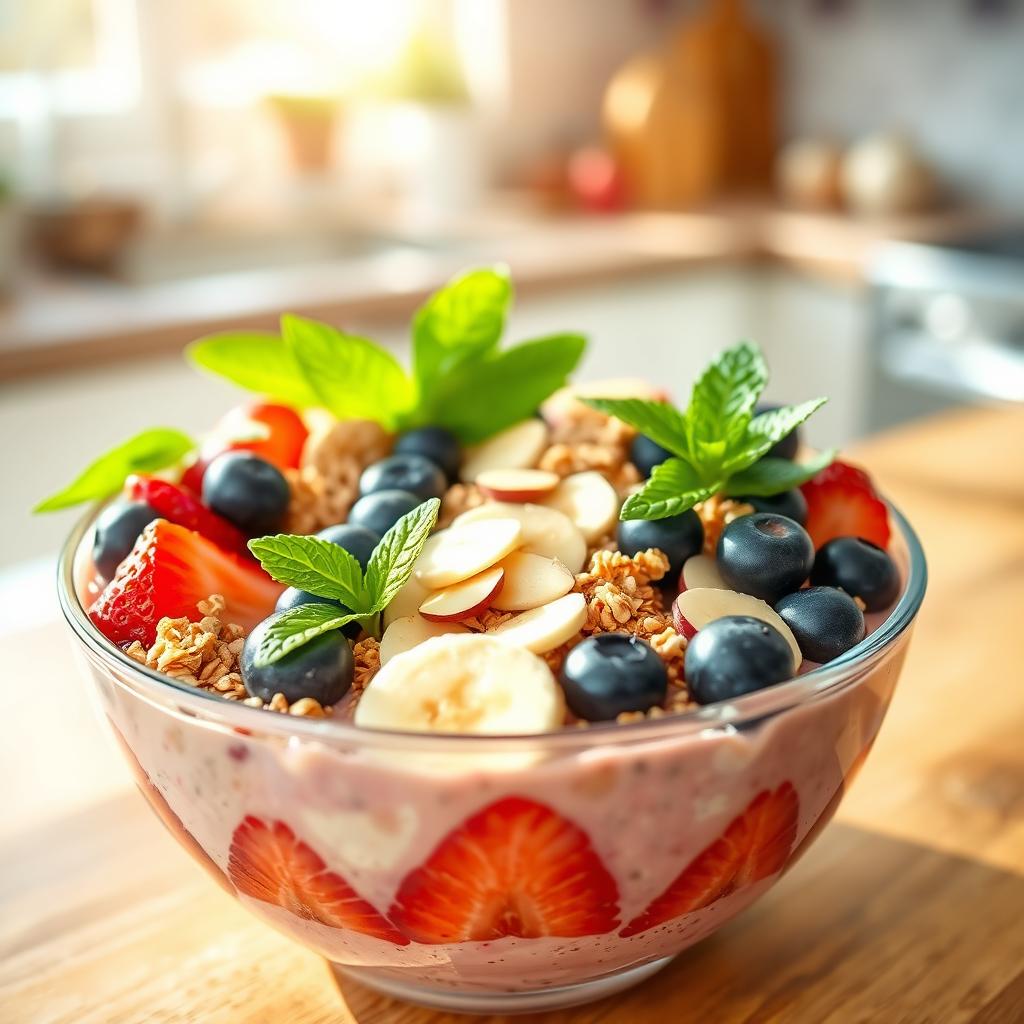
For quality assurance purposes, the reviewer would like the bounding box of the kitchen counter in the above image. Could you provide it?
[2,405,1023,1023]
[0,203,994,382]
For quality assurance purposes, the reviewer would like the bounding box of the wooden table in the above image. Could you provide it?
[3,406,1023,1024]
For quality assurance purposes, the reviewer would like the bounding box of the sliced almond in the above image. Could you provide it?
[679,554,728,593]
[476,468,560,503]
[414,518,522,589]
[419,564,505,622]
[379,616,469,665]
[487,592,587,654]
[491,552,574,611]
[540,471,621,543]
[383,570,429,627]
[460,420,549,482]
[453,502,587,573]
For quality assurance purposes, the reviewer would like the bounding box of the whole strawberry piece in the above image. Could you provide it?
[800,459,890,550]
[89,520,283,647]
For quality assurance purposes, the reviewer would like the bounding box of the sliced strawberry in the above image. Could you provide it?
[621,782,798,937]
[228,816,408,944]
[89,519,283,647]
[390,796,620,944]
[126,475,249,556]
[801,460,891,550]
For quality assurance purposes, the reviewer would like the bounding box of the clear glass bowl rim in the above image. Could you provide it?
[57,498,927,752]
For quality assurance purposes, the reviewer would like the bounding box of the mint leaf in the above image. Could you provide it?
[252,603,362,668]
[35,427,195,512]
[248,534,368,609]
[283,315,415,430]
[721,397,827,476]
[620,458,719,521]
[187,332,321,408]
[366,497,440,612]
[427,333,586,443]
[581,398,690,460]
[413,267,512,392]
[724,449,837,497]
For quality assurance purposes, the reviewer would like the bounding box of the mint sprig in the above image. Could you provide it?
[584,341,831,521]
[247,497,440,666]
[186,267,585,445]
[35,427,195,513]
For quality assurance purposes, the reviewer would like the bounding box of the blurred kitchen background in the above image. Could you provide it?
[2,0,1023,571]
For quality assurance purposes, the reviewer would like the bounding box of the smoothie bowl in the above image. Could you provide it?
[48,268,925,1014]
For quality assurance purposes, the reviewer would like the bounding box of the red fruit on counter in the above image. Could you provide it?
[228,816,409,943]
[801,459,891,550]
[620,782,798,937]
[88,519,283,647]
[390,796,621,943]
[567,147,628,213]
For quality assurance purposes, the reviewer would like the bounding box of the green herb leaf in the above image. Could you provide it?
[34,427,195,513]
[282,315,415,430]
[619,458,719,521]
[427,333,586,443]
[580,397,690,460]
[251,603,362,668]
[412,267,512,391]
[187,332,321,408]
[365,497,440,612]
[248,534,368,609]
[724,449,837,497]
[721,397,828,476]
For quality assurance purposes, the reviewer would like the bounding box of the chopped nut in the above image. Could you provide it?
[289,697,327,718]
[352,637,382,695]
[268,692,289,713]
[437,482,484,529]
[695,495,754,554]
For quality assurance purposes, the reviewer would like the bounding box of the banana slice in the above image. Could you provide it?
[487,592,587,654]
[460,420,550,483]
[383,570,429,627]
[491,551,574,611]
[355,633,565,735]
[540,471,621,543]
[414,518,522,589]
[453,502,587,573]
[379,615,469,665]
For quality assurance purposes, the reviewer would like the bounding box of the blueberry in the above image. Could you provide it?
[735,488,808,526]
[202,451,290,536]
[315,524,381,569]
[394,427,461,482]
[684,615,795,704]
[630,434,674,478]
[617,509,703,579]
[360,453,446,502]
[716,512,814,604]
[810,537,900,612]
[756,404,800,461]
[92,500,158,579]
[241,614,354,706]
[560,634,668,721]
[347,489,422,536]
[774,586,866,663]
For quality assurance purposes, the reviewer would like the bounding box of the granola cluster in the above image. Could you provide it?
[437,482,485,529]
[694,494,754,554]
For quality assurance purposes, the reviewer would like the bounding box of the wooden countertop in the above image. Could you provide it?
[3,405,1023,1023]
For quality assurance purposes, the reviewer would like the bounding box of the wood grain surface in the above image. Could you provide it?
[2,405,1023,1024]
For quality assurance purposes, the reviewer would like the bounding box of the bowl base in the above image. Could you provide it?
[330,955,675,1015]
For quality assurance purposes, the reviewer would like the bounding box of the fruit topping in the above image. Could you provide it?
[620,782,798,935]
[560,634,668,721]
[202,451,291,536]
[540,471,621,543]
[460,419,549,482]
[810,536,900,612]
[774,586,866,662]
[487,592,588,654]
[382,571,429,628]
[476,468,560,503]
[491,551,574,611]
[415,519,522,589]
[393,426,461,482]
[241,613,354,705]
[678,553,728,593]
[454,502,587,573]
[684,615,797,704]
[359,453,447,502]
[419,564,506,622]
[716,512,814,604]
[734,488,808,525]
[630,434,673,478]
[92,500,158,579]
[228,816,409,943]
[355,633,565,734]
[347,489,423,536]
[617,508,704,579]
[379,615,469,665]
[126,475,249,556]
[89,519,283,646]
[801,459,891,550]
[672,587,802,666]
[389,796,620,942]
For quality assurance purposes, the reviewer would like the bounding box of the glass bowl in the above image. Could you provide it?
[58,502,926,1015]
